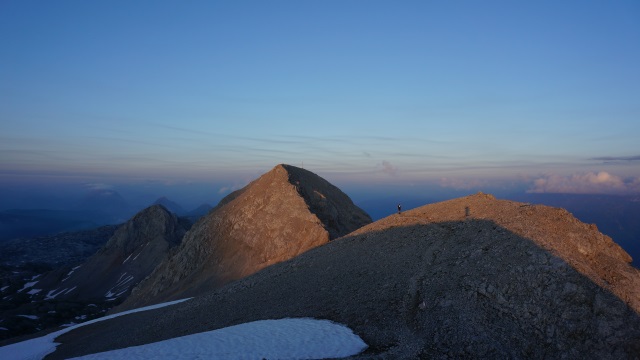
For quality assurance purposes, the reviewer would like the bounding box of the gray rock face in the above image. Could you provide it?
[51,193,640,359]
[34,205,188,303]
[118,164,372,310]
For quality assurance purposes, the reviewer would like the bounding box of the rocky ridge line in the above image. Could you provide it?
[117,164,371,310]
[50,193,640,359]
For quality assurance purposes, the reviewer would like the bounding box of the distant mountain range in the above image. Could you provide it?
[1,165,639,355]
[0,192,211,242]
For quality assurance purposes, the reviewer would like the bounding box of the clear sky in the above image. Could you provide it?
[1,1,639,209]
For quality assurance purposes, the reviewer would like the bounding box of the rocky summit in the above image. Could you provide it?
[33,205,189,303]
[50,193,640,359]
[117,164,372,310]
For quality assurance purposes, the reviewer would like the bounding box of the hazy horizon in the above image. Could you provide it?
[2,1,639,211]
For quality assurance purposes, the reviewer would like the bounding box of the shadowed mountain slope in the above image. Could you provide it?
[49,193,640,359]
[152,197,186,216]
[0,205,189,341]
[117,164,372,310]
[34,205,189,303]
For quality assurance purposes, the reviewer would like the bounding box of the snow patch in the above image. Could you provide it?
[27,289,42,295]
[18,281,39,293]
[105,273,135,298]
[0,298,192,360]
[132,243,147,262]
[122,253,132,264]
[64,286,77,295]
[116,275,134,287]
[17,315,39,320]
[0,327,8,331]
[62,265,82,282]
[45,287,70,300]
[71,318,367,360]
[113,289,129,298]
[0,286,8,292]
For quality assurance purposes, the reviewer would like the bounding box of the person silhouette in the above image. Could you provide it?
[397,203,402,214]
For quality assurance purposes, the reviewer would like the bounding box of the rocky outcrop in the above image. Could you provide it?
[33,205,189,303]
[118,164,372,310]
[51,193,640,359]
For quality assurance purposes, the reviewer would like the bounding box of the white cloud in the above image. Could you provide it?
[218,182,246,194]
[379,160,398,176]
[85,183,113,190]
[439,178,489,190]
[528,171,640,194]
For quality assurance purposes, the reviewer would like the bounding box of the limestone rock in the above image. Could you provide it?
[118,164,371,310]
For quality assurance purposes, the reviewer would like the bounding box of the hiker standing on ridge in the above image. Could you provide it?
[398,203,402,214]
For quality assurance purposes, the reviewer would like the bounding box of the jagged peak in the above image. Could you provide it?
[102,204,180,253]
[249,164,372,239]
[116,164,371,310]
[267,163,315,179]
[131,204,172,220]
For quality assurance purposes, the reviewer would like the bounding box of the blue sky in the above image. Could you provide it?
[1,1,640,209]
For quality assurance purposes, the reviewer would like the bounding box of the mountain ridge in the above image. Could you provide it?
[49,193,640,359]
[116,164,372,310]
[33,204,189,302]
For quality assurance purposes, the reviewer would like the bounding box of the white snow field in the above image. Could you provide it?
[0,299,367,360]
[0,298,190,360]
[71,318,368,360]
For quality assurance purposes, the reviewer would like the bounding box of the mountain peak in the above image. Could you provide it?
[30,204,189,305]
[152,197,185,215]
[106,204,179,252]
[118,164,371,309]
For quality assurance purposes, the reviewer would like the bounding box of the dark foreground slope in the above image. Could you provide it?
[49,193,640,359]
[118,164,371,310]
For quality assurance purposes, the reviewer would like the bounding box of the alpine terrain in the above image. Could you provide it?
[0,205,188,340]
[48,193,640,359]
[118,164,372,310]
